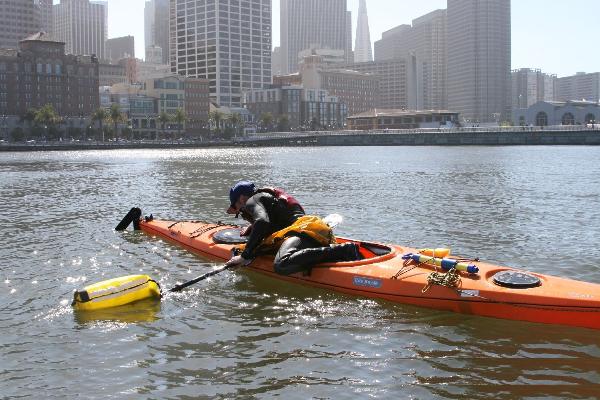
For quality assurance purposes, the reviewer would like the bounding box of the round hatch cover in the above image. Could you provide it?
[492,271,541,289]
[212,228,248,244]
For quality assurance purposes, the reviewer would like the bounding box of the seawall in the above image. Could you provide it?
[2,129,599,151]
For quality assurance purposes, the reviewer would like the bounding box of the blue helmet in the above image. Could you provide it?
[229,181,256,207]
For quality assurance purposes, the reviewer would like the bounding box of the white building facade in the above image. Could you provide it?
[53,0,108,59]
[280,0,351,74]
[513,100,600,126]
[170,0,272,107]
[447,0,511,123]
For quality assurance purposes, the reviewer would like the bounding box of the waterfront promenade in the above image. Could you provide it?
[1,125,599,151]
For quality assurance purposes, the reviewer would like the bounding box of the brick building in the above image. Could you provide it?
[0,32,99,119]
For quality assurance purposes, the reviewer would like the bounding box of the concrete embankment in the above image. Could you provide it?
[237,129,600,147]
[2,129,599,151]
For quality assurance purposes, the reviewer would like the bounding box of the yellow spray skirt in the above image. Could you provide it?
[72,275,162,311]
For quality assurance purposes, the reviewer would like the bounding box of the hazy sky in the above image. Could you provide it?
[92,0,599,78]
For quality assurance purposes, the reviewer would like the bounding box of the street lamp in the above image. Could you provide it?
[79,113,85,142]
[1,114,6,142]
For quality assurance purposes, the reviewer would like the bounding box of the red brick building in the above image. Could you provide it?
[0,32,99,118]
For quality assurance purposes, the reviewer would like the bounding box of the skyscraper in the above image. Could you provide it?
[144,0,170,64]
[447,0,511,123]
[373,10,447,111]
[354,0,372,63]
[170,0,272,107]
[37,0,54,36]
[106,36,135,62]
[53,0,108,59]
[280,0,350,74]
[0,0,40,49]
[511,68,556,109]
[556,72,600,103]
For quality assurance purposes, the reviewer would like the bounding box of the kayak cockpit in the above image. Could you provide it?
[211,228,395,263]
[337,238,394,260]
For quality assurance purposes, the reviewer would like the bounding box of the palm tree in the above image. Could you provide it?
[158,111,171,141]
[228,113,244,138]
[20,108,37,141]
[92,108,108,142]
[173,108,187,140]
[34,104,60,140]
[208,110,224,136]
[109,104,125,142]
[260,112,273,132]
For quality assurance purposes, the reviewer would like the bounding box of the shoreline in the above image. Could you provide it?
[2,128,600,151]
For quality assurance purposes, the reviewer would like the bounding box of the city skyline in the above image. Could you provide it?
[88,0,600,78]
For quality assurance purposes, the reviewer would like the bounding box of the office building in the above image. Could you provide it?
[373,10,447,111]
[342,59,411,110]
[0,32,99,119]
[184,78,211,134]
[37,0,54,36]
[53,0,108,59]
[144,0,170,64]
[99,62,127,86]
[447,0,511,123]
[374,25,411,61]
[0,0,40,50]
[272,46,282,77]
[556,72,600,103]
[354,0,372,63]
[511,68,556,110]
[145,45,163,64]
[106,36,135,62]
[244,86,347,129]
[300,55,379,115]
[280,0,350,74]
[170,0,272,108]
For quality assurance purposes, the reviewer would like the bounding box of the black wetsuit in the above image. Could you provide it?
[240,192,359,275]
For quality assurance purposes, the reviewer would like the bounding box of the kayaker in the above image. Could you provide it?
[224,181,361,274]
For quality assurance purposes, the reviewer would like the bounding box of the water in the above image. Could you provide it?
[1,147,599,399]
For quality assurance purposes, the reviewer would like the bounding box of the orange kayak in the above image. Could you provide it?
[139,217,600,330]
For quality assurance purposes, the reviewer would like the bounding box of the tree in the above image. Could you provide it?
[158,111,171,141]
[277,115,290,132]
[260,112,273,132]
[92,108,108,142]
[109,104,125,142]
[34,104,60,140]
[208,110,224,136]
[20,108,37,142]
[228,112,244,137]
[173,108,187,140]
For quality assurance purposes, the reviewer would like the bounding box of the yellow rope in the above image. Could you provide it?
[422,268,461,293]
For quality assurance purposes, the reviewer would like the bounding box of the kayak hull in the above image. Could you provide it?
[140,219,600,330]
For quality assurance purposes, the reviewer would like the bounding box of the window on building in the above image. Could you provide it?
[585,113,596,124]
[535,112,548,127]
[561,112,575,125]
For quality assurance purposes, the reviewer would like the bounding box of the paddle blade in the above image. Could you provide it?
[323,213,343,229]
[116,207,142,231]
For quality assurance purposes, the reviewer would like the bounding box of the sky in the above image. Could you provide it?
[90,0,600,78]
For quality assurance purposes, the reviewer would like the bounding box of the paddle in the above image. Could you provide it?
[167,213,343,293]
[115,207,142,231]
[169,264,238,292]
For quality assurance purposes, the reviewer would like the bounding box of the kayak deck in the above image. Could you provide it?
[140,218,600,330]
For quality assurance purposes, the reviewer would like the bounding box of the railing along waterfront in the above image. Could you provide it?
[237,125,600,141]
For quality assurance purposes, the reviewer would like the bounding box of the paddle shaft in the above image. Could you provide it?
[165,213,341,292]
[168,264,234,292]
